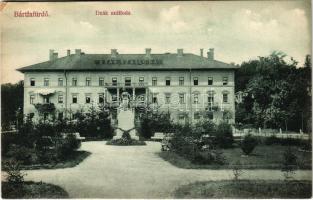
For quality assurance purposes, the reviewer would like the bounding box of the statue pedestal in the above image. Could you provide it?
[113,108,139,140]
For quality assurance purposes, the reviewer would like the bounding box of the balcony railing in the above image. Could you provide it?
[104,82,148,88]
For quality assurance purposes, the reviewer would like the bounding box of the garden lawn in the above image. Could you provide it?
[3,151,91,170]
[159,145,311,169]
[174,180,312,198]
[2,181,69,198]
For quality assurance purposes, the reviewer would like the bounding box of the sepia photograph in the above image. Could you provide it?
[0,1,312,198]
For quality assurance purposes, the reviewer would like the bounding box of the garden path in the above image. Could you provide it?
[23,141,311,198]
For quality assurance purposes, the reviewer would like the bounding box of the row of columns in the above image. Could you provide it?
[114,87,148,104]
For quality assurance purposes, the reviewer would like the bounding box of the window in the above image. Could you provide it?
[223,93,228,103]
[99,78,104,86]
[58,112,63,120]
[58,78,63,86]
[58,95,63,104]
[165,77,171,86]
[112,77,117,86]
[179,77,184,86]
[72,78,77,86]
[30,95,35,104]
[86,94,91,104]
[179,94,185,104]
[72,94,78,104]
[43,97,49,103]
[165,93,171,104]
[30,78,35,86]
[139,77,144,86]
[194,94,199,104]
[125,77,131,86]
[44,78,49,86]
[208,77,213,85]
[223,77,228,85]
[194,112,201,120]
[99,93,104,104]
[94,60,100,64]
[152,77,157,86]
[86,78,91,86]
[112,95,117,102]
[178,115,185,121]
[208,91,214,110]
[152,94,158,103]
[193,77,198,85]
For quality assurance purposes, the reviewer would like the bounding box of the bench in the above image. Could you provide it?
[151,132,165,141]
[61,132,85,140]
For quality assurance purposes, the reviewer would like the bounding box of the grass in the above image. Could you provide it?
[2,181,69,199]
[159,145,312,169]
[174,180,312,198]
[19,150,91,170]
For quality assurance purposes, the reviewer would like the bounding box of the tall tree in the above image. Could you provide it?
[1,81,24,130]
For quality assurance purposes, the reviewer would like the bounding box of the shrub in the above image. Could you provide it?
[215,122,234,148]
[281,147,298,180]
[7,145,34,165]
[241,134,258,155]
[3,159,26,184]
[2,159,26,198]
[57,134,81,159]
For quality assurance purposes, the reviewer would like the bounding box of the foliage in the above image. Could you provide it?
[169,122,226,165]
[7,145,35,165]
[73,106,113,139]
[215,122,234,148]
[3,159,26,185]
[281,147,298,180]
[235,53,311,132]
[232,160,244,181]
[2,181,69,199]
[137,109,174,139]
[241,134,258,155]
[2,159,26,198]
[174,180,312,198]
[1,81,24,131]
[57,134,81,160]
[34,103,56,115]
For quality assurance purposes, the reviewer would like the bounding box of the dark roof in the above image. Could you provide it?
[17,53,238,72]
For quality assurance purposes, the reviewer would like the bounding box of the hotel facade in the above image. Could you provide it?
[18,48,238,124]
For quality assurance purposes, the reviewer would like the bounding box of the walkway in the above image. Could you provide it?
[23,141,311,198]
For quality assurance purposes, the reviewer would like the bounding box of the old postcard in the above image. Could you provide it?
[0,1,311,199]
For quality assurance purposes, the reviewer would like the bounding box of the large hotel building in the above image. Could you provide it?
[18,48,238,124]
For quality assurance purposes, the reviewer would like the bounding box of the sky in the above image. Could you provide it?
[0,1,311,84]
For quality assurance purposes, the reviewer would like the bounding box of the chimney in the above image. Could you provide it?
[177,49,183,57]
[207,48,214,60]
[75,49,81,55]
[67,49,71,56]
[200,49,204,57]
[49,49,54,61]
[145,48,151,57]
[111,49,118,57]
[53,52,58,60]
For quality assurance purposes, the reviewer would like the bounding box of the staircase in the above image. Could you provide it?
[113,108,139,140]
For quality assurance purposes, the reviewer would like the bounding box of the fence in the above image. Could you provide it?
[233,128,310,140]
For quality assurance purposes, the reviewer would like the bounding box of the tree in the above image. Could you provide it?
[236,52,311,132]
[1,81,24,130]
